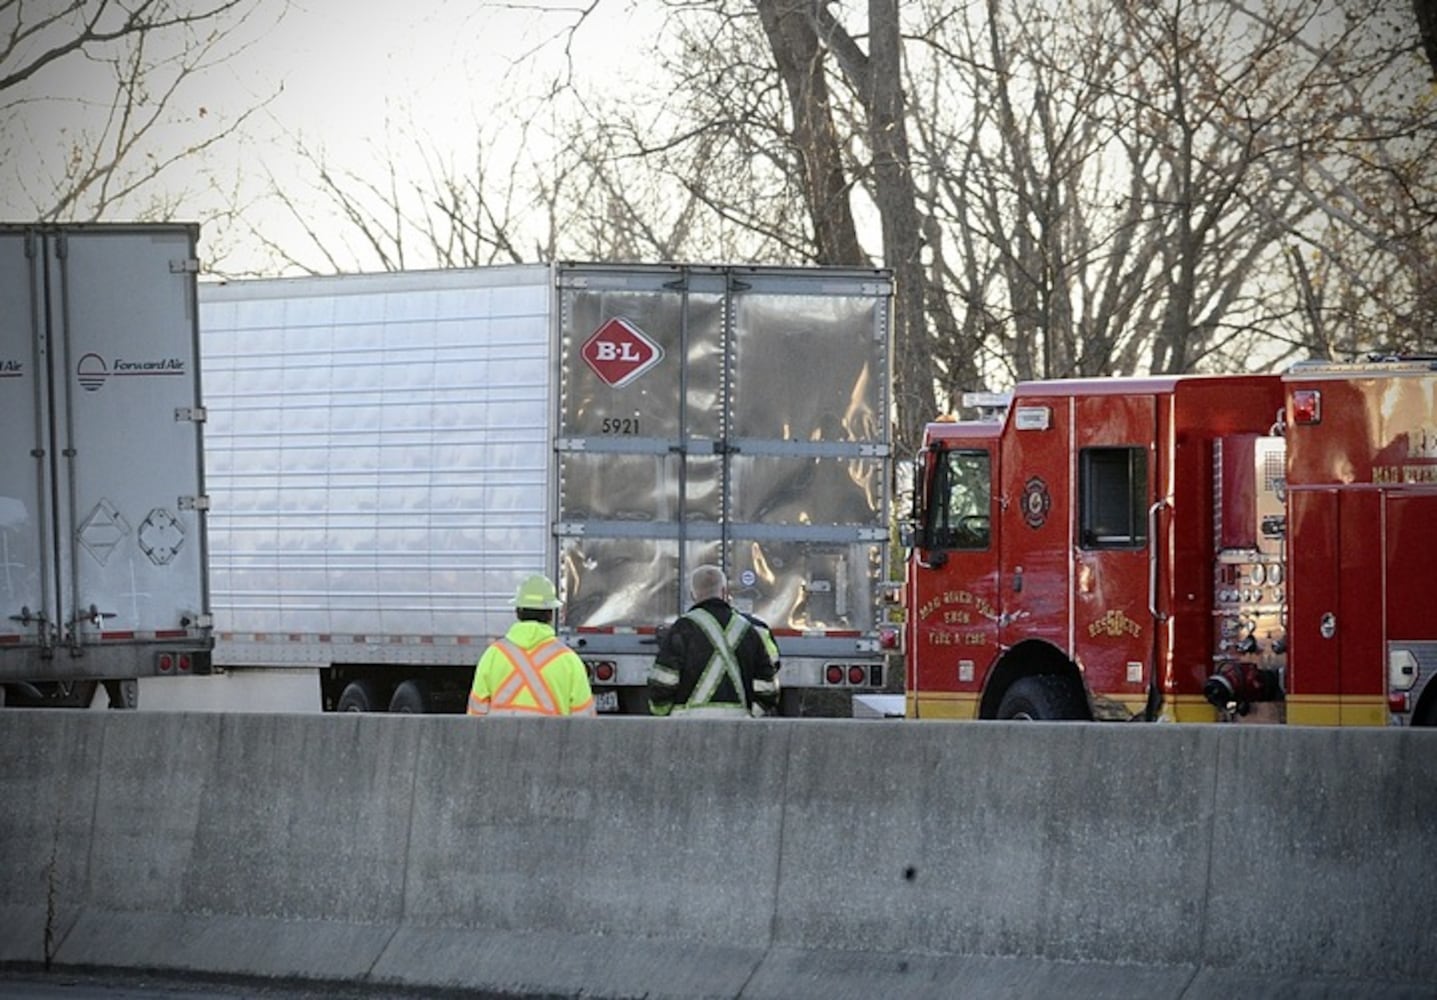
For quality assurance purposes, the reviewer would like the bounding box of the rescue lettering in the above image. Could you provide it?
[1373,464,1437,484]
[1087,609,1143,639]
[1410,428,1437,459]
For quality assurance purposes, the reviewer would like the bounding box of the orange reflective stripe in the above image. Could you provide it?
[466,691,490,716]
[491,638,561,715]
[486,702,569,717]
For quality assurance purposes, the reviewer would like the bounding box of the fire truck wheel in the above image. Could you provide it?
[388,679,432,714]
[1414,698,1437,728]
[336,679,381,713]
[996,675,1086,721]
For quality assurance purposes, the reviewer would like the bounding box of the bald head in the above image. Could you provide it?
[690,564,728,603]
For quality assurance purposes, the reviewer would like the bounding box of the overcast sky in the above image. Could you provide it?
[193,0,660,272]
[0,0,662,274]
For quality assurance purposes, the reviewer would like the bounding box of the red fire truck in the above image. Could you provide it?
[902,357,1437,726]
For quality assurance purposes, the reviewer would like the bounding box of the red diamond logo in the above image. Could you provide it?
[581,317,664,388]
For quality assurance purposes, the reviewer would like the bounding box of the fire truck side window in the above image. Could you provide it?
[1079,447,1148,549]
[927,449,991,549]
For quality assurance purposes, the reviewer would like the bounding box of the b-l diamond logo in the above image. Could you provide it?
[581,317,664,388]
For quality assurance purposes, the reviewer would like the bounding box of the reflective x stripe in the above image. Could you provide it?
[492,638,562,715]
[649,664,681,687]
[685,609,751,708]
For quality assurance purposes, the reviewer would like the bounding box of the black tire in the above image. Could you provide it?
[1413,695,1437,728]
[996,675,1086,721]
[336,679,381,713]
[103,679,138,709]
[388,679,432,714]
[4,681,99,709]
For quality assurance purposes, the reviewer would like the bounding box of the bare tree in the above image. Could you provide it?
[245,118,540,275]
[0,0,285,222]
[237,0,1435,438]
[904,0,1436,391]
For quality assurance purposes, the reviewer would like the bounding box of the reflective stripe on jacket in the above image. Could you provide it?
[647,598,779,717]
[468,620,596,717]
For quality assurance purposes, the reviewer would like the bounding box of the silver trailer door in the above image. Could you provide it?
[0,228,51,657]
[555,264,893,688]
[16,225,210,676]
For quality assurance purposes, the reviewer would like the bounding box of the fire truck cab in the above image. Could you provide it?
[902,360,1437,727]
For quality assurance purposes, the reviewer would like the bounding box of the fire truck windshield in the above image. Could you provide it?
[927,449,992,549]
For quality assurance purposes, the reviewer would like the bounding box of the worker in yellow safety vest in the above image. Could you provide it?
[467,574,596,717]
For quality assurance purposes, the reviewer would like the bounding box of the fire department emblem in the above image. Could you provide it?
[1022,476,1051,528]
[581,317,664,388]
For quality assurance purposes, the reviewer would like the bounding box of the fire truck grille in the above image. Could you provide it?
[1263,451,1284,493]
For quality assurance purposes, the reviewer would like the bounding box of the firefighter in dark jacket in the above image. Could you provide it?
[648,564,780,717]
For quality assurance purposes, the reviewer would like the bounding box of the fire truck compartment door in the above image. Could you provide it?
[1383,491,1437,718]
[1287,488,1385,725]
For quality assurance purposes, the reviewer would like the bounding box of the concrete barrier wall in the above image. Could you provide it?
[1,712,1434,999]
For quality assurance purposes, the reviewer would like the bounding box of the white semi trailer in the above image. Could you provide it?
[199,263,895,714]
[0,223,212,708]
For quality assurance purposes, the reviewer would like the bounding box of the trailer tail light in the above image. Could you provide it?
[1291,389,1321,425]
[823,663,884,687]
[589,660,616,683]
[156,652,195,674]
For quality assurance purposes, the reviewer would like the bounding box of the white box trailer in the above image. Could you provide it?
[0,224,212,708]
[199,263,894,714]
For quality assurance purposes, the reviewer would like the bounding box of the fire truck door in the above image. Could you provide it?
[908,443,1001,717]
[998,395,1071,652]
[1069,394,1158,715]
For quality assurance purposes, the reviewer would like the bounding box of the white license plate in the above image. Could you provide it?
[594,689,620,713]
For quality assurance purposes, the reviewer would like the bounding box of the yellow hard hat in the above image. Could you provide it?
[513,573,561,610]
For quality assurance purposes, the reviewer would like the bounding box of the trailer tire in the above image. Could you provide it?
[388,679,432,714]
[996,675,1085,721]
[336,679,381,713]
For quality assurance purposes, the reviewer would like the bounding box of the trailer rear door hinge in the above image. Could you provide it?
[175,406,207,422]
[169,257,200,274]
[179,495,211,511]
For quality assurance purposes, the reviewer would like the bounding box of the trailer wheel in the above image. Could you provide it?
[996,675,1085,721]
[336,679,381,713]
[388,680,432,714]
